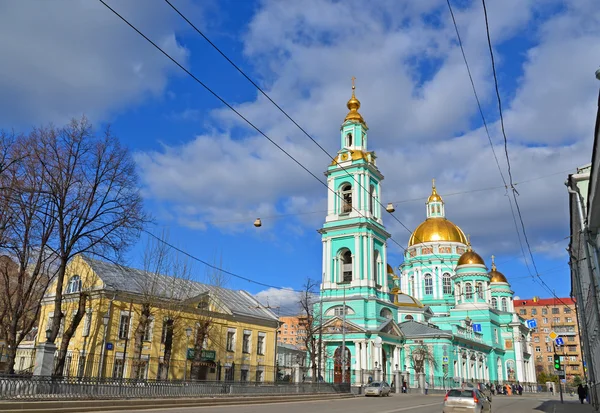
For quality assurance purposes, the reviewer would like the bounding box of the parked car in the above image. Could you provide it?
[364,381,392,397]
[443,388,492,413]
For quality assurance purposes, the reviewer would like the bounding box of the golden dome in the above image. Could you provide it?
[457,250,486,266]
[408,218,467,247]
[489,256,508,283]
[344,78,366,125]
[428,178,443,203]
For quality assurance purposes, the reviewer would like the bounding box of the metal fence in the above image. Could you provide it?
[0,375,350,401]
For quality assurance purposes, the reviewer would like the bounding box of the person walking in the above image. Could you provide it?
[585,384,590,404]
[425,381,429,395]
[578,384,586,404]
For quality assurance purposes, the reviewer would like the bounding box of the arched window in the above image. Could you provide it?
[369,185,375,214]
[326,305,355,316]
[340,184,352,214]
[380,308,393,319]
[404,315,414,321]
[346,133,353,147]
[66,275,81,294]
[491,297,498,309]
[476,282,484,299]
[373,250,380,284]
[443,273,452,295]
[501,297,508,312]
[424,274,433,295]
[465,283,473,299]
[409,276,415,295]
[341,250,352,282]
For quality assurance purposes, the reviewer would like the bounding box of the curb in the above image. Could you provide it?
[0,393,355,413]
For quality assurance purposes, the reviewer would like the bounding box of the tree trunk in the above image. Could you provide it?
[3,343,17,374]
[131,303,150,380]
[49,260,67,343]
[161,319,174,380]
[191,321,209,380]
[53,293,87,377]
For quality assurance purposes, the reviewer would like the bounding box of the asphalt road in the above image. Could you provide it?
[100,393,563,413]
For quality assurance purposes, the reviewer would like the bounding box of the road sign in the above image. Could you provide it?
[526,319,537,329]
[556,371,565,379]
[555,337,564,346]
[106,342,113,350]
[472,323,482,332]
[443,356,449,364]
[549,331,558,340]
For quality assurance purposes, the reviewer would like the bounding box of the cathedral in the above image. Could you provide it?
[316,82,535,389]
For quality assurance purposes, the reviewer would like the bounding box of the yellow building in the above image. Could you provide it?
[35,255,279,381]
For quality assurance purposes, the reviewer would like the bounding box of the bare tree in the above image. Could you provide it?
[298,278,322,382]
[0,134,56,373]
[410,343,438,375]
[30,117,147,376]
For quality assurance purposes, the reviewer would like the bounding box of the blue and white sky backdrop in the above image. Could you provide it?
[1,0,598,314]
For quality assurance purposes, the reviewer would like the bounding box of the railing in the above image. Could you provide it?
[0,375,350,401]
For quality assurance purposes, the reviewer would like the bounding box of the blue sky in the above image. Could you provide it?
[1,0,599,315]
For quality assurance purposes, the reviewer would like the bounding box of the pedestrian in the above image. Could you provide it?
[585,384,590,404]
[402,381,407,393]
[578,384,586,404]
[425,381,429,395]
[550,385,554,395]
[518,384,523,396]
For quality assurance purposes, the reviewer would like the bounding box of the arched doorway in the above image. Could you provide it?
[333,346,351,383]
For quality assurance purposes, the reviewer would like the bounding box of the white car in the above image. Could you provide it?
[443,388,492,413]
[364,381,392,397]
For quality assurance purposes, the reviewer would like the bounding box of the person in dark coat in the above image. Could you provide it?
[578,384,587,404]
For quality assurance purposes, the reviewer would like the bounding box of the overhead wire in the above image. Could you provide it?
[479,0,573,311]
[100,0,572,316]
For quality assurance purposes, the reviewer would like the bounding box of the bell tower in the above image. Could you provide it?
[319,79,391,299]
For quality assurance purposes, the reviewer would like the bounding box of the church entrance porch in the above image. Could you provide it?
[333,346,351,384]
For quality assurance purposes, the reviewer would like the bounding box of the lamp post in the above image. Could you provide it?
[97,313,110,379]
[374,336,382,382]
[394,363,401,394]
[185,327,192,381]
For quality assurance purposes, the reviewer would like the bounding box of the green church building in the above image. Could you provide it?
[316,82,535,389]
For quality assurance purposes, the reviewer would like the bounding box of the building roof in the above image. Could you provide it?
[513,297,575,307]
[398,320,453,338]
[82,256,278,322]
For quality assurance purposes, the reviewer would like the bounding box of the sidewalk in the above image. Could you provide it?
[539,400,596,413]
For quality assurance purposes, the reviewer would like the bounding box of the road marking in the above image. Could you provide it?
[378,401,441,413]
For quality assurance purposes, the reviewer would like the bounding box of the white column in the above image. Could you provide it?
[326,240,332,284]
[354,235,360,283]
[362,236,368,284]
[513,333,524,382]
[327,178,335,217]
[322,239,327,287]
[361,340,368,371]
[382,242,388,292]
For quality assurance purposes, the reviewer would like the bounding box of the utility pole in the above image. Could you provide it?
[317,291,323,382]
[341,286,346,384]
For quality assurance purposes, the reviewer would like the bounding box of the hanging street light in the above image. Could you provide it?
[254,218,262,227]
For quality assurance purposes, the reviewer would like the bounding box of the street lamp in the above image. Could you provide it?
[45,327,52,343]
[185,327,192,381]
[253,218,262,227]
[98,312,111,379]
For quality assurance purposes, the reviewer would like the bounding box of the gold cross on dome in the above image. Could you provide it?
[351,76,356,89]
[491,254,495,264]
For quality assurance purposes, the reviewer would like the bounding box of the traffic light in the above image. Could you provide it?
[554,354,561,370]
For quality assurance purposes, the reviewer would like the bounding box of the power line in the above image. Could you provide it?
[161,0,570,319]
[101,0,570,318]
[479,0,573,311]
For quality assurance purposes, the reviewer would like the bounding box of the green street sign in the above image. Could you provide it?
[187,349,216,361]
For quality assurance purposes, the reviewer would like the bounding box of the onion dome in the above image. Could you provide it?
[489,255,508,283]
[344,78,366,126]
[428,178,443,203]
[457,239,485,266]
[408,218,468,247]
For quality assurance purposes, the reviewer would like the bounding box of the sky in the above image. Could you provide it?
[1,0,599,316]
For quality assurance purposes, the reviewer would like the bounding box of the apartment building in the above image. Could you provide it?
[277,316,308,350]
[514,297,582,381]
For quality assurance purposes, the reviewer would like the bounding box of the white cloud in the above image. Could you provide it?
[254,287,302,316]
[0,0,192,125]
[136,0,599,264]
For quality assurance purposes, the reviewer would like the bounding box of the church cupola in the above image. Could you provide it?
[489,256,514,312]
[427,179,445,218]
[454,238,491,308]
[340,77,368,152]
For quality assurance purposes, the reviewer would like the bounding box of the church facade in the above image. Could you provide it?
[315,83,535,389]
